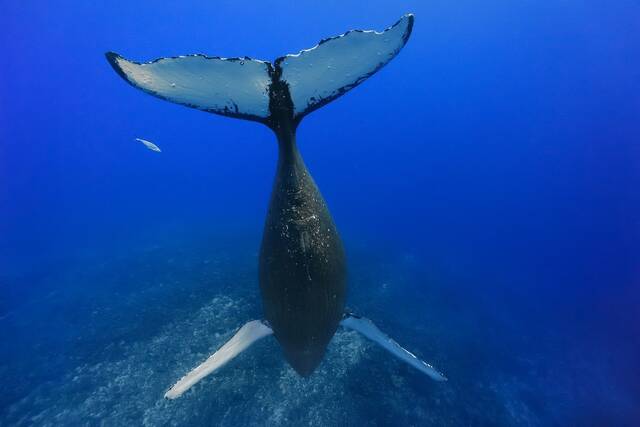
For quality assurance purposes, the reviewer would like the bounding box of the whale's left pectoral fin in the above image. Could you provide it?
[165,320,273,399]
[341,313,447,381]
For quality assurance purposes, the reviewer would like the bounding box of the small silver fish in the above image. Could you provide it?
[135,138,161,152]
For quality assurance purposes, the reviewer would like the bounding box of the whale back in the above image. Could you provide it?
[259,130,347,375]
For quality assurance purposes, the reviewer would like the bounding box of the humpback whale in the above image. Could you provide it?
[105,14,446,399]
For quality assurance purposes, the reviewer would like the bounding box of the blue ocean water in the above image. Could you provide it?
[1,1,639,425]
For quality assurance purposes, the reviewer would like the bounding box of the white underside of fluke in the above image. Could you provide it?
[279,14,413,117]
[340,314,447,381]
[164,320,273,399]
[106,14,413,121]
[110,54,272,120]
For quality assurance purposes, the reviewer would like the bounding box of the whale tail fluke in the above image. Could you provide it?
[273,13,413,120]
[105,14,413,126]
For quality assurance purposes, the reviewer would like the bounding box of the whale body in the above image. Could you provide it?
[259,113,347,376]
[105,14,447,399]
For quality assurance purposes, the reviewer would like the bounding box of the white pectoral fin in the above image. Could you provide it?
[164,320,273,399]
[341,313,447,381]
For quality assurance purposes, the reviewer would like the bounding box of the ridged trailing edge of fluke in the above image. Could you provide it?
[105,13,447,399]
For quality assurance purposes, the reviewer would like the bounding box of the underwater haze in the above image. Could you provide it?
[1,1,639,425]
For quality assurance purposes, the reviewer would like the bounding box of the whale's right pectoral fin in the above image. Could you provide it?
[341,313,447,381]
[165,320,273,399]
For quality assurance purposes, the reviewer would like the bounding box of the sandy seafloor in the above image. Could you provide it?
[1,229,635,426]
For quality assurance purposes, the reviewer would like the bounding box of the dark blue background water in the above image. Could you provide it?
[1,1,638,425]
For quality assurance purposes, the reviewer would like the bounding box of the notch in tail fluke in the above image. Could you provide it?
[341,313,447,381]
[105,14,413,125]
